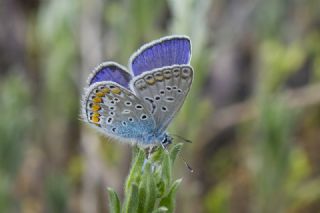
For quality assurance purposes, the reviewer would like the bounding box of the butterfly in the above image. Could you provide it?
[81,35,193,148]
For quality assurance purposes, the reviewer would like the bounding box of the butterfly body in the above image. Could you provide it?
[81,36,193,147]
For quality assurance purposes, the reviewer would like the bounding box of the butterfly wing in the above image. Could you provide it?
[82,81,156,145]
[129,35,191,76]
[87,62,132,88]
[130,65,193,133]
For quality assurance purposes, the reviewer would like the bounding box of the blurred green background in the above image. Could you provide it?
[1,0,320,212]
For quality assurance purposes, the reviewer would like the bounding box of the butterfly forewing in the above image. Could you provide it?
[131,65,193,133]
[82,81,156,143]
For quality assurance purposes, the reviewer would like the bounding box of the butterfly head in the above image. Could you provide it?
[160,133,173,147]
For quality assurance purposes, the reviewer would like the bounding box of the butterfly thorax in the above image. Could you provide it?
[138,132,171,147]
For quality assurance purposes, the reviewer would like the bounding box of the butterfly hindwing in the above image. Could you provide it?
[131,65,193,133]
[82,81,156,144]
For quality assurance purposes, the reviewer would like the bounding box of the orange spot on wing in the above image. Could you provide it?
[111,87,121,95]
[91,104,101,111]
[91,115,100,123]
[146,78,156,85]
[102,88,110,94]
[96,91,104,97]
[93,97,102,103]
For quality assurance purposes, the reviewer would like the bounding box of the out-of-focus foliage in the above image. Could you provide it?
[1,0,320,212]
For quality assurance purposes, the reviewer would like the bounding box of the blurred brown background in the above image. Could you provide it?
[1,0,320,212]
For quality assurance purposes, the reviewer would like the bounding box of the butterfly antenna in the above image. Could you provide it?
[171,134,192,143]
[180,155,194,173]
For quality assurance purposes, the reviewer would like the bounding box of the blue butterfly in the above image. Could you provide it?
[81,35,193,147]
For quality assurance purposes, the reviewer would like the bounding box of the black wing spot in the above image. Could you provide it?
[110,111,115,115]
[144,97,156,113]
[125,101,132,106]
[166,97,175,102]
[122,121,127,126]
[109,106,115,110]
[140,114,148,120]
[135,104,143,110]
[177,89,182,93]
[112,127,116,132]
[128,117,134,122]
[160,90,165,95]
[107,117,113,124]
[122,109,130,114]
[144,97,154,102]
[161,106,168,111]
[173,86,177,90]
[166,86,172,91]
[155,95,161,101]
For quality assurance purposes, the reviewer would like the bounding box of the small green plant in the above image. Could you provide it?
[107,143,184,213]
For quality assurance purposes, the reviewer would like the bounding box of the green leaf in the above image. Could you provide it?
[137,161,157,213]
[150,147,163,162]
[107,187,121,213]
[125,148,145,194]
[152,206,168,213]
[122,183,139,213]
[169,143,183,164]
[159,179,182,213]
[161,151,172,191]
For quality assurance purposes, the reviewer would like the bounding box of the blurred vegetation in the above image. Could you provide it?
[1,0,320,212]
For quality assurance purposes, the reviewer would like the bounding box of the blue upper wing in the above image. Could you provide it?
[129,36,191,76]
[87,62,132,88]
